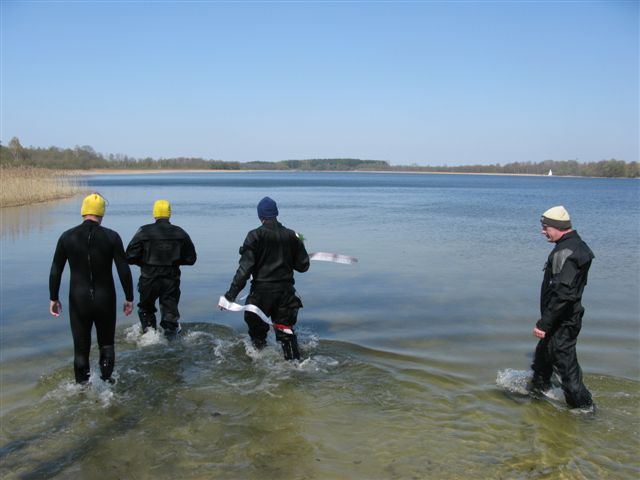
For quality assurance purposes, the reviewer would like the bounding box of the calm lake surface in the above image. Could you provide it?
[1,172,639,479]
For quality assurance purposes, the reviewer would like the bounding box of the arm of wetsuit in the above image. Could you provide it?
[180,233,197,266]
[225,233,256,301]
[293,233,310,273]
[49,235,67,301]
[125,229,145,266]
[114,232,135,302]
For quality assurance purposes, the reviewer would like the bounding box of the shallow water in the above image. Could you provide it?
[1,172,639,479]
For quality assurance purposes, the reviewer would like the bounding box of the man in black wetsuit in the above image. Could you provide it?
[221,197,310,360]
[530,206,595,410]
[49,193,134,384]
[126,199,197,338]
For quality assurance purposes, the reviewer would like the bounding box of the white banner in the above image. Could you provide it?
[309,252,358,264]
[217,296,293,334]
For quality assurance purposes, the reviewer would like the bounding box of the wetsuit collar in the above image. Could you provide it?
[556,230,578,244]
[155,218,171,224]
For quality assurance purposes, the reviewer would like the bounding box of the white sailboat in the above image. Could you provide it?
[547,169,553,176]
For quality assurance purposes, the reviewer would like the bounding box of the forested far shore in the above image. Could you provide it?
[1,138,638,177]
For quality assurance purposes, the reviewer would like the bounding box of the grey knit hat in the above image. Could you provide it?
[541,206,572,230]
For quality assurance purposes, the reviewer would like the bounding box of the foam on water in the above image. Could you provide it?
[237,331,339,373]
[496,368,567,407]
[124,323,167,347]
[43,371,116,408]
[496,368,532,395]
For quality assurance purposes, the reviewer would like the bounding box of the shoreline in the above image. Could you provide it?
[79,168,558,177]
[75,168,638,180]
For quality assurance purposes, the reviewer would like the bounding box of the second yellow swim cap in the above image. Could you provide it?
[153,199,171,219]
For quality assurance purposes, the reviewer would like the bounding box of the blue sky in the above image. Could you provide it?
[1,1,638,165]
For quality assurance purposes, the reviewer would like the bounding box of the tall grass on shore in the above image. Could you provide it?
[0,167,86,208]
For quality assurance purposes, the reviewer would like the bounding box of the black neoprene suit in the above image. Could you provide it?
[49,219,134,383]
[125,218,196,333]
[531,230,594,408]
[225,219,309,359]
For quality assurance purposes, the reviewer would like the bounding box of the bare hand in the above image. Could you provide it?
[533,326,546,339]
[50,300,62,317]
[123,301,134,316]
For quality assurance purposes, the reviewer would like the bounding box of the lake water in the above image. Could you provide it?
[1,172,638,479]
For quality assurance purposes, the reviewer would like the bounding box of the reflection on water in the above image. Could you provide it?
[0,199,76,240]
[1,173,639,479]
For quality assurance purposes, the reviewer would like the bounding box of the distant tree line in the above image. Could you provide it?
[1,137,637,177]
[392,159,639,178]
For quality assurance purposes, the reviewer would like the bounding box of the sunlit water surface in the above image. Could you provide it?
[1,172,638,479]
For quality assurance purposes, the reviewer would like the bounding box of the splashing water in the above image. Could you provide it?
[124,324,167,347]
[43,371,116,409]
[496,368,533,395]
[496,368,566,404]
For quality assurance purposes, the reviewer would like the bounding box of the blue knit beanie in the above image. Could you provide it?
[257,197,278,219]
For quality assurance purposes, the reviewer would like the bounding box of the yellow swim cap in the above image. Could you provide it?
[153,199,171,219]
[81,193,106,217]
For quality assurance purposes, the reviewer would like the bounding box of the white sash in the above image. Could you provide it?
[217,296,293,334]
[309,252,358,264]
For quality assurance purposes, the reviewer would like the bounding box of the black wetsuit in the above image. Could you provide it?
[49,219,134,383]
[531,230,594,408]
[125,219,196,334]
[224,219,309,359]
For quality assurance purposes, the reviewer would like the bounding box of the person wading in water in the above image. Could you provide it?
[49,193,134,383]
[126,199,197,339]
[220,197,310,360]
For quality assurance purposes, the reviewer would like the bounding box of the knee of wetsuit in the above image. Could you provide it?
[99,345,115,382]
[246,321,270,343]
[161,310,180,325]
[74,353,91,384]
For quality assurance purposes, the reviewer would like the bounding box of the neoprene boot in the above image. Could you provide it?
[527,374,551,396]
[99,345,115,382]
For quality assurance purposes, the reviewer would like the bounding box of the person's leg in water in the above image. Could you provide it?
[274,325,300,360]
[272,291,303,361]
[96,307,117,383]
[159,277,182,339]
[69,311,92,383]
[244,291,271,349]
[98,345,115,382]
[138,276,159,333]
[530,336,553,394]
[551,329,593,409]
[244,311,270,349]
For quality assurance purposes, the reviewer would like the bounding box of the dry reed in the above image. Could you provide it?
[0,167,86,208]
